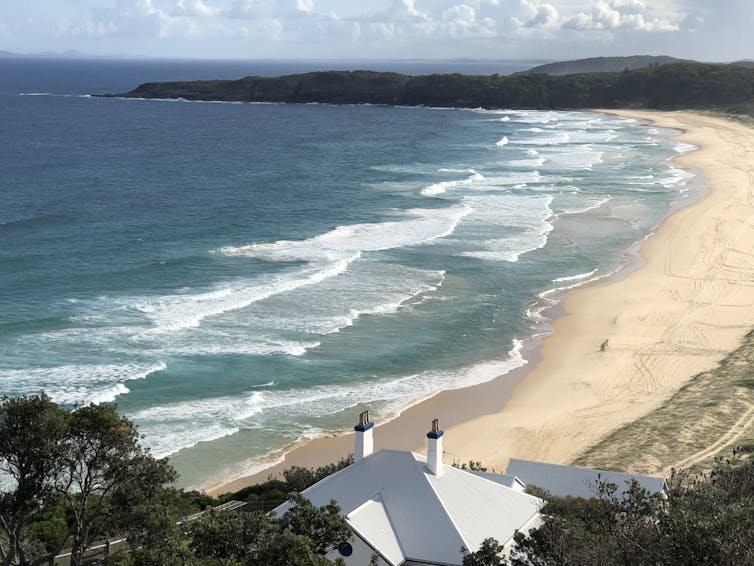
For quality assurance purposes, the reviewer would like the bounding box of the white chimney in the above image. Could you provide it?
[354,410,374,462]
[426,418,444,476]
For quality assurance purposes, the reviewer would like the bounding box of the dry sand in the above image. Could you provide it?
[209,110,754,495]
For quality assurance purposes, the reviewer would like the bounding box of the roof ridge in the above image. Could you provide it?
[418,457,472,555]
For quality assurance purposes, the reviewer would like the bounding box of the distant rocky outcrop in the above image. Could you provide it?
[101,62,754,117]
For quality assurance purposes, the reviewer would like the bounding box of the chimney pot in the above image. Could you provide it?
[354,411,374,462]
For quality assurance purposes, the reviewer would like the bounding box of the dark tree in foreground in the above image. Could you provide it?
[0,395,68,566]
[0,396,178,566]
[189,494,349,566]
[61,404,178,565]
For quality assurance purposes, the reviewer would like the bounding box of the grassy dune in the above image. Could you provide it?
[574,330,754,475]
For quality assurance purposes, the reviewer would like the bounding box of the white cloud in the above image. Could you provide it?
[563,0,680,32]
[46,0,709,57]
[515,0,560,28]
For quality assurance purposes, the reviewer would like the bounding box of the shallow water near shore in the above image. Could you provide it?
[0,59,696,488]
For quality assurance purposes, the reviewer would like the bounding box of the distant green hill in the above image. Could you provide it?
[105,62,754,117]
[516,55,689,75]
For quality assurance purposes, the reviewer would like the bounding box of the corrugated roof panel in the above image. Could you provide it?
[505,458,667,499]
[347,495,404,566]
[426,461,542,552]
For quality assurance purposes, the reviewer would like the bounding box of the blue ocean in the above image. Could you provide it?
[0,57,697,488]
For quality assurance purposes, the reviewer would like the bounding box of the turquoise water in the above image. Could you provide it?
[0,59,696,488]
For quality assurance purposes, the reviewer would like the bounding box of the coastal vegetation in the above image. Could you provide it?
[3,395,754,565]
[108,62,754,117]
[574,329,754,474]
[463,454,754,566]
[0,395,349,566]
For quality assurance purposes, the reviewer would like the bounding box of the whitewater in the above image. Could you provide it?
[0,59,699,488]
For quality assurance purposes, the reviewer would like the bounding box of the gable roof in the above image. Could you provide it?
[276,449,543,566]
[505,458,667,499]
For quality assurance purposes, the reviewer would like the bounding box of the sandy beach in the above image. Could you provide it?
[210,110,754,495]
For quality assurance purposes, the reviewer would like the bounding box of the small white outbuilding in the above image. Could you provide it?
[275,413,543,566]
[505,458,668,499]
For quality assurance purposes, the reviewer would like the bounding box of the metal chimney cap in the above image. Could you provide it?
[427,418,444,439]
[355,410,374,432]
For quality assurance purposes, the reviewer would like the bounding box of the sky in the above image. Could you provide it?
[0,0,751,61]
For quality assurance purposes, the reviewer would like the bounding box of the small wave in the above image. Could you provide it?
[495,136,509,147]
[135,256,359,333]
[321,270,445,334]
[673,142,698,155]
[511,132,571,146]
[0,362,166,405]
[505,157,546,168]
[552,268,598,283]
[557,196,611,216]
[459,194,555,262]
[131,339,527,458]
[500,116,510,122]
[421,171,486,196]
[222,204,471,261]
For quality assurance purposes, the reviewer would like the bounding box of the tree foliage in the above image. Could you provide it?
[1,394,352,566]
[463,455,754,566]
[0,395,68,566]
[0,396,178,566]
[188,494,349,566]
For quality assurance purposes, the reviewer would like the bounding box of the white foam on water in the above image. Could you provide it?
[526,149,540,156]
[134,255,360,333]
[247,263,446,336]
[568,129,618,144]
[222,204,472,260]
[557,196,612,216]
[658,165,694,188]
[505,157,546,168]
[495,136,509,146]
[500,116,510,122]
[480,171,547,186]
[674,141,698,154]
[552,268,598,283]
[421,172,486,196]
[438,168,476,173]
[0,362,166,405]
[131,339,527,458]
[503,110,564,124]
[539,145,605,170]
[156,337,322,357]
[512,131,571,146]
[458,194,555,262]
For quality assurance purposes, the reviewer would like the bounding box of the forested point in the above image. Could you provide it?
[3,395,754,565]
[104,62,754,117]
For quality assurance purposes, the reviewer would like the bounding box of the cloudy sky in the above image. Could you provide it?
[0,0,750,61]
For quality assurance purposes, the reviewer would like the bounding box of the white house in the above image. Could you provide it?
[275,413,543,566]
[505,458,668,499]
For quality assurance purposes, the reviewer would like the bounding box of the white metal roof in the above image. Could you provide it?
[347,495,404,566]
[275,449,543,566]
[505,458,667,499]
[468,471,526,491]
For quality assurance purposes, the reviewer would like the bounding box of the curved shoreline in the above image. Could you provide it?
[207,110,754,495]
